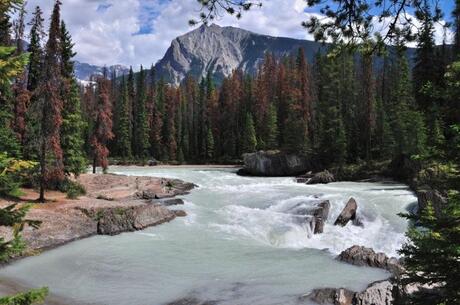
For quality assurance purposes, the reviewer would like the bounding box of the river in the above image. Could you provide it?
[0,167,416,305]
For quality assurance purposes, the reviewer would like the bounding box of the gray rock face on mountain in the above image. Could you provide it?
[74,61,129,81]
[154,24,325,85]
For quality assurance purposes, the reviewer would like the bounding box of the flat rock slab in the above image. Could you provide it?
[0,173,194,258]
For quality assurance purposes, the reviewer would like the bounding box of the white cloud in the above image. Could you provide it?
[23,0,454,68]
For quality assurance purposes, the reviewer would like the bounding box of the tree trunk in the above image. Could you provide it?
[92,156,96,174]
[38,139,46,203]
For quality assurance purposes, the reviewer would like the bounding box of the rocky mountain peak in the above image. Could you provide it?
[154,24,324,85]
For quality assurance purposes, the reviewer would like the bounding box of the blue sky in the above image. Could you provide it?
[24,0,456,67]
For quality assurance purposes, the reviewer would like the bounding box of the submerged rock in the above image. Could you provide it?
[334,198,358,227]
[337,245,403,276]
[238,150,311,176]
[161,198,185,206]
[307,170,335,185]
[164,297,218,305]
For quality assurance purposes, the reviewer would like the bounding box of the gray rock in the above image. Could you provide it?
[354,280,395,305]
[161,198,185,206]
[137,190,159,200]
[305,287,355,305]
[286,200,330,234]
[87,205,176,236]
[334,198,358,227]
[307,170,335,185]
[305,281,395,305]
[147,159,159,166]
[174,210,187,217]
[239,150,311,177]
[337,245,403,276]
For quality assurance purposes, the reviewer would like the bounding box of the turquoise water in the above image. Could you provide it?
[0,167,416,305]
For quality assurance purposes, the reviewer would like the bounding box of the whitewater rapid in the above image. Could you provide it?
[0,167,416,305]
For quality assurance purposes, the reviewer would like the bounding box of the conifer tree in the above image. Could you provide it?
[242,112,257,154]
[132,66,149,159]
[206,127,214,159]
[114,76,132,160]
[265,103,279,149]
[36,0,64,201]
[148,72,162,159]
[91,76,114,173]
[60,21,86,177]
[399,193,460,305]
[26,6,44,93]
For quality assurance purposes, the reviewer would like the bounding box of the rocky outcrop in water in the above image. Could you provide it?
[337,245,403,276]
[286,200,330,234]
[305,287,355,305]
[160,198,185,206]
[238,151,311,177]
[305,280,396,305]
[306,170,336,185]
[334,198,358,227]
[81,204,176,236]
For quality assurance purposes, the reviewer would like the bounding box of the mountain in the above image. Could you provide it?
[154,24,327,85]
[74,61,129,81]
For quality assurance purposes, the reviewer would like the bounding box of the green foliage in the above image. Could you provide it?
[242,112,257,154]
[0,153,35,197]
[58,179,86,199]
[0,203,41,262]
[0,46,28,82]
[114,77,132,160]
[0,287,48,305]
[399,192,460,305]
[61,79,87,177]
[132,66,149,159]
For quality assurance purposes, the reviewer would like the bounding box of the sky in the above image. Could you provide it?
[23,0,456,68]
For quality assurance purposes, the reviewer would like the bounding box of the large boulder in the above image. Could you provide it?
[305,287,355,305]
[238,150,311,176]
[307,170,335,185]
[334,198,358,227]
[84,205,176,236]
[304,281,395,305]
[337,245,403,276]
[354,280,395,305]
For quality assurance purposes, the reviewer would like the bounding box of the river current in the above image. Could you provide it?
[0,167,417,305]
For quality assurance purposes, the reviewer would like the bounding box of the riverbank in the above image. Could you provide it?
[0,173,195,260]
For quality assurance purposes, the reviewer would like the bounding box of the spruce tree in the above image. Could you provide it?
[26,6,44,93]
[60,21,86,177]
[91,76,114,173]
[132,66,149,159]
[148,72,162,159]
[35,0,64,201]
[399,193,460,305]
[206,127,214,159]
[265,103,279,149]
[242,112,257,154]
[114,76,132,160]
